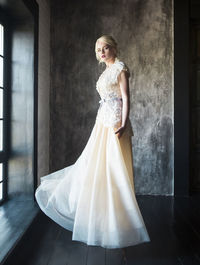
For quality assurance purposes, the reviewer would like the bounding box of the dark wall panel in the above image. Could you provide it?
[174,0,190,196]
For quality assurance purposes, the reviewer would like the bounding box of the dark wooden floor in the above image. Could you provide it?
[3,195,200,265]
[0,195,39,265]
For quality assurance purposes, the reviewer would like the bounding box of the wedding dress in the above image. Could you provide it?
[35,57,151,249]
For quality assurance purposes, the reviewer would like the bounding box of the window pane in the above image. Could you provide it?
[0,120,3,151]
[0,182,2,200]
[0,24,3,56]
[0,56,3,87]
[0,163,2,181]
[0,88,3,118]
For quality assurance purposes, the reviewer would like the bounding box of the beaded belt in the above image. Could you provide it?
[99,97,122,107]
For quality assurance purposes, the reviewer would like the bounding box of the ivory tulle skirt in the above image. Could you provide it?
[35,120,150,249]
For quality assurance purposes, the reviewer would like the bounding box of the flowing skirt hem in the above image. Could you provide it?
[35,120,151,248]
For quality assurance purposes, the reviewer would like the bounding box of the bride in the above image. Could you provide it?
[35,34,150,263]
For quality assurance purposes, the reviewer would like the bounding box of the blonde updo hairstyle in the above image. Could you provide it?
[95,35,118,64]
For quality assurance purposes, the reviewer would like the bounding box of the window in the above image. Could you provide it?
[0,22,7,204]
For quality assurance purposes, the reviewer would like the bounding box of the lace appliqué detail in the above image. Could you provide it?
[96,95,122,128]
[95,58,134,136]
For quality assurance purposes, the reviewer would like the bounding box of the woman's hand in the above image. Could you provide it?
[115,126,126,139]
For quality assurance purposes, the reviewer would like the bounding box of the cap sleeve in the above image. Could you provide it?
[116,61,130,79]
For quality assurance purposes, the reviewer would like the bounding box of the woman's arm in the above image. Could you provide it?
[115,70,130,139]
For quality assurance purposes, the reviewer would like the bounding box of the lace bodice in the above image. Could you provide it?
[95,57,134,136]
[96,57,130,99]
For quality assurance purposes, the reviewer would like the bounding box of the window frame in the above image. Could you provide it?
[0,13,11,205]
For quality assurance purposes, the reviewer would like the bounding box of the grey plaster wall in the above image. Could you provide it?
[36,0,50,184]
[50,0,173,195]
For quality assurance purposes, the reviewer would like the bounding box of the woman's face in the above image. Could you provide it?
[96,41,116,62]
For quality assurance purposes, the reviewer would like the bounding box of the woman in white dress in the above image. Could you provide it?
[35,35,150,263]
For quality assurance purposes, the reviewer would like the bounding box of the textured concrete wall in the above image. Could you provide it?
[36,0,50,184]
[50,0,173,195]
